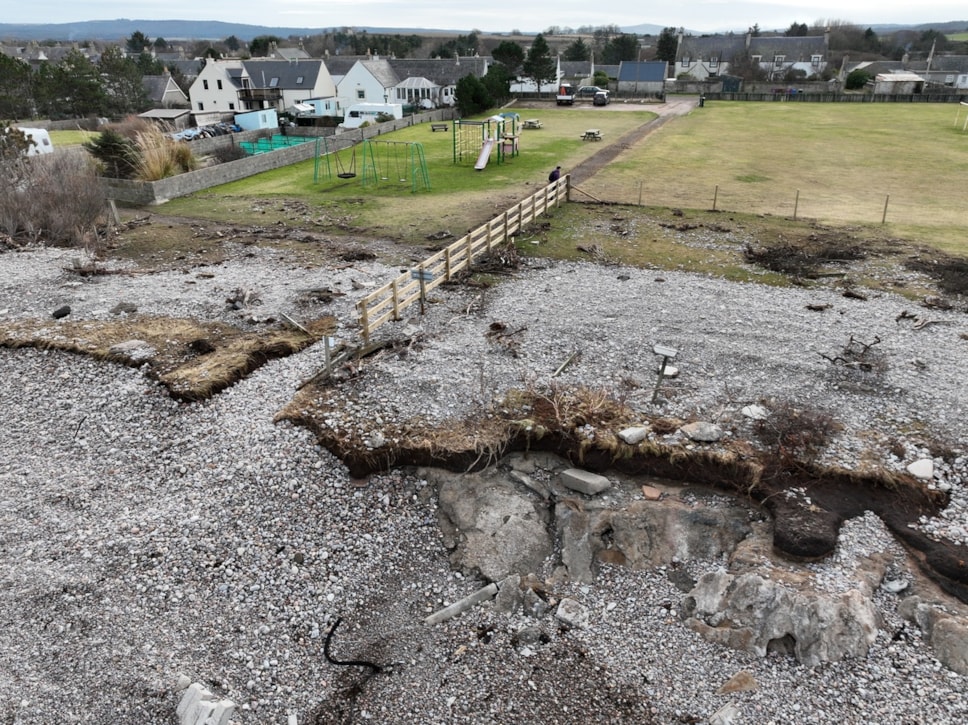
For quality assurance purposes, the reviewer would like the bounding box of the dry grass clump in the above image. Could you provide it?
[753,398,842,465]
[132,126,198,181]
[0,314,335,400]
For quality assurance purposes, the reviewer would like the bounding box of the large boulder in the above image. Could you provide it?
[434,468,553,582]
[680,568,880,666]
[556,494,753,583]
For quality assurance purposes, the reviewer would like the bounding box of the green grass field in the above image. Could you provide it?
[162,109,656,239]
[161,101,968,256]
[581,102,968,254]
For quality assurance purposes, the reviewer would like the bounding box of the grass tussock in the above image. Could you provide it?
[0,314,335,400]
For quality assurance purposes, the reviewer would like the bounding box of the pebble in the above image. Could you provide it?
[1,249,966,723]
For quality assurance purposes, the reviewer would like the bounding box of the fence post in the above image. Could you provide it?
[793,189,799,220]
[503,210,510,243]
[638,180,643,206]
[445,247,452,280]
[882,194,890,224]
[358,300,370,345]
[391,278,400,320]
[712,184,719,211]
[566,174,571,202]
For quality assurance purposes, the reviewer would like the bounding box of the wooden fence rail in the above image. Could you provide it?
[357,175,569,343]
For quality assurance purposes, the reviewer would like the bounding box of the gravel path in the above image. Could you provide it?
[1,243,967,723]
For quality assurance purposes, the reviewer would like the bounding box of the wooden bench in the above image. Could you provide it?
[430,123,448,132]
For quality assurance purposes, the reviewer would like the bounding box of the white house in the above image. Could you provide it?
[188,59,337,125]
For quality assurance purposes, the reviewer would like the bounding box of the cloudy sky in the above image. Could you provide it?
[4,0,966,33]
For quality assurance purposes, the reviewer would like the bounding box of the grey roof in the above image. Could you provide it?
[166,59,203,79]
[596,64,621,79]
[271,47,310,61]
[142,75,174,102]
[357,59,401,88]
[389,57,487,85]
[928,55,968,73]
[322,56,366,76]
[560,61,591,77]
[677,35,747,61]
[139,108,191,119]
[617,61,667,82]
[749,36,826,60]
[242,59,326,90]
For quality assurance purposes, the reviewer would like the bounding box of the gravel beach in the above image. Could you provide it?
[1,241,967,724]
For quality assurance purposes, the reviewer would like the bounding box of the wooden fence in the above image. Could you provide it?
[356,175,569,343]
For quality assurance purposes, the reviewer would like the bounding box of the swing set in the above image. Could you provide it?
[312,136,358,183]
[360,140,430,192]
[313,137,430,192]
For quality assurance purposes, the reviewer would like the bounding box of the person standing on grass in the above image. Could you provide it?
[548,165,561,182]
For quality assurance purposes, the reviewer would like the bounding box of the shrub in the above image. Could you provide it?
[0,151,105,247]
[845,69,871,90]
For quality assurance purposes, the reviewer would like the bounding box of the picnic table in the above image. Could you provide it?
[523,119,543,129]
[581,129,602,141]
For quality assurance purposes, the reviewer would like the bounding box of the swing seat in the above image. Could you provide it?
[337,172,357,179]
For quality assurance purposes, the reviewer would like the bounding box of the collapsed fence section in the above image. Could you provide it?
[356,175,569,344]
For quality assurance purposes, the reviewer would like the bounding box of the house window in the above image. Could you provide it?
[811,55,822,66]
[681,56,690,66]
[197,102,204,110]
[296,76,304,84]
[229,102,235,110]
[356,89,365,99]
[774,55,785,68]
[217,80,223,90]
[203,80,209,90]
[709,57,719,68]
[752,55,761,64]
[269,77,279,87]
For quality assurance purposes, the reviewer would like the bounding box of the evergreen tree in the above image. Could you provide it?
[655,27,678,64]
[601,34,640,64]
[0,54,34,119]
[492,40,525,75]
[99,46,151,116]
[563,37,590,61]
[522,34,556,94]
[126,31,150,53]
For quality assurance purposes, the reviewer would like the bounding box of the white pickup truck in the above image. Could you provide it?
[555,83,575,106]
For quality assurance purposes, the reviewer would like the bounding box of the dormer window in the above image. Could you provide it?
[774,55,785,68]
[296,76,304,84]
[269,77,279,87]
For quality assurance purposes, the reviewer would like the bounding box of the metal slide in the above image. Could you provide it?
[474,139,496,170]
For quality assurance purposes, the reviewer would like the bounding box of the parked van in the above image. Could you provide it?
[555,83,575,106]
[340,103,403,129]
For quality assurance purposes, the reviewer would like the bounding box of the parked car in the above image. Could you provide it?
[593,91,609,106]
[576,86,609,101]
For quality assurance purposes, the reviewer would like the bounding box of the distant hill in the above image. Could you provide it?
[0,18,965,43]
[0,19,471,43]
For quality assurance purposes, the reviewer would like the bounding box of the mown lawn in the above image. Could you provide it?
[580,101,968,255]
[162,109,657,240]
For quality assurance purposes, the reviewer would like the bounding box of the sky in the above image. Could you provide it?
[3,0,966,34]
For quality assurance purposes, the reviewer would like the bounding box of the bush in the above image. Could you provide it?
[83,121,198,181]
[0,151,105,247]
[845,69,871,90]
